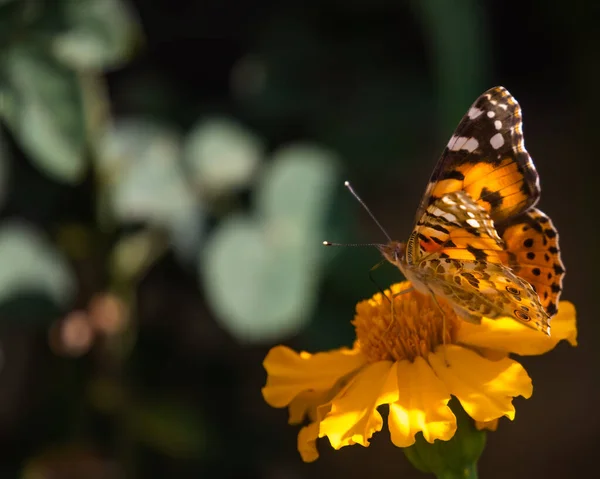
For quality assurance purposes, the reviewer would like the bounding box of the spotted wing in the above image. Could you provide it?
[411,191,505,265]
[423,259,551,335]
[415,86,540,224]
[410,192,550,335]
[498,208,565,317]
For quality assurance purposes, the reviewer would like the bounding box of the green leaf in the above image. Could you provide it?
[97,119,204,260]
[0,221,76,308]
[97,119,194,223]
[201,145,339,343]
[256,143,339,227]
[183,117,264,196]
[52,0,141,71]
[0,43,88,183]
[202,215,318,343]
[128,399,206,459]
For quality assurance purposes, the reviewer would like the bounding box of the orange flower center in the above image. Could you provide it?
[352,282,461,362]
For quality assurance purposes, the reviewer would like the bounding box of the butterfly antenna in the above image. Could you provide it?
[343,181,392,242]
[322,241,382,247]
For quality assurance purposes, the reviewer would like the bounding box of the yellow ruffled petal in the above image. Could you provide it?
[475,419,499,431]
[298,422,320,462]
[429,345,532,422]
[319,361,396,450]
[387,357,456,447]
[288,390,326,424]
[262,344,367,408]
[456,301,577,356]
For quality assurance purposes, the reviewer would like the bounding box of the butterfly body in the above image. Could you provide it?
[379,87,564,336]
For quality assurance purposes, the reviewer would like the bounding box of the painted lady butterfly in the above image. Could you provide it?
[375,87,564,335]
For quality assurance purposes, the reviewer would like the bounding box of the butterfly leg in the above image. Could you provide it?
[385,284,415,335]
[369,260,391,303]
[427,288,450,367]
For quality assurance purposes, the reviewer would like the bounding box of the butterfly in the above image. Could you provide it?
[377,86,565,336]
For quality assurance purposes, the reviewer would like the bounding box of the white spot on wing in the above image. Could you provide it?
[487,111,495,118]
[467,211,475,218]
[468,107,483,119]
[442,213,457,222]
[463,137,479,152]
[448,136,479,152]
[494,120,502,130]
[490,132,504,149]
[466,219,481,228]
[499,103,508,110]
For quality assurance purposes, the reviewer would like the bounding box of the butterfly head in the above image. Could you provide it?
[377,241,407,269]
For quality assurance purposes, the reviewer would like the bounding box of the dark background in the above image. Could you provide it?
[0,0,597,478]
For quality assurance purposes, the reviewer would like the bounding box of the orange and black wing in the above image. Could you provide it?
[416,86,540,225]
[409,192,550,335]
[499,208,565,317]
[411,191,505,264]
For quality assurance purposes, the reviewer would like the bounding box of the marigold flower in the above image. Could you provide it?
[262,282,577,462]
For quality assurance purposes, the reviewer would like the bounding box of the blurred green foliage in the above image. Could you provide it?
[0,0,594,478]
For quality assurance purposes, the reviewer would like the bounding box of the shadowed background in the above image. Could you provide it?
[0,0,596,478]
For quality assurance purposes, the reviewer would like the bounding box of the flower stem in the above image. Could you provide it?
[436,464,478,479]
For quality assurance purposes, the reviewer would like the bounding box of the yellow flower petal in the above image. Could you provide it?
[475,419,499,431]
[387,357,456,447]
[429,345,532,422]
[319,361,396,450]
[288,390,326,424]
[456,301,577,356]
[297,422,320,463]
[262,344,367,408]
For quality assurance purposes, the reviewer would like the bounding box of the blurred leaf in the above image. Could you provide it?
[98,119,198,219]
[411,0,489,129]
[128,399,206,459]
[52,0,141,71]
[110,229,168,283]
[202,145,339,343]
[0,221,76,309]
[257,144,339,227]
[183,117,264,197]
[202,215,318,342]
[97,119,205,261]
[0,43,87,183]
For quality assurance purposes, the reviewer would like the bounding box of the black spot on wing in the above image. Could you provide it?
[553,263,565,275]
[466,244,488,261]
[440,170,466,181]
[480,186,504,209]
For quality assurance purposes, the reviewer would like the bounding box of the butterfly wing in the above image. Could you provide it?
[410,191,505,265]
[407,192,550,335]
[426,260,551,335]
[416,86,540,224]
[498,208,565,317]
